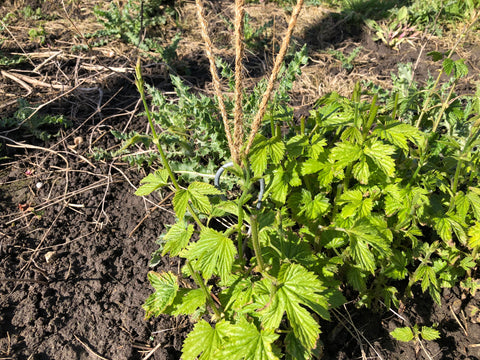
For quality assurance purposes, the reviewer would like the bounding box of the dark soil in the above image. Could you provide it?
[2,1,480,359]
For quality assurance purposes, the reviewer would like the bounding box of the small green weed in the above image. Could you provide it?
[20,5,45,20]
[91,0,180,62]
[223,13,274,51]
[0,52,26,67]
[28,26,46,45]
[391,324,440,343]
[327,46,362,72]
[365,6,420,49]
[0,99,71,141]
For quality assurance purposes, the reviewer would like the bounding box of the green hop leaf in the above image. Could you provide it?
[143,271,179,319]
[182,320,230,360]
[162,220,195,257]
[220,317,280,360]
[390,327,414,342]
[186,227,236,281]
[421,326,440,341]
[135,169,169,196]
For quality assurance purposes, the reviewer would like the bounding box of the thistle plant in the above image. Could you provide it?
[133,0,480,358]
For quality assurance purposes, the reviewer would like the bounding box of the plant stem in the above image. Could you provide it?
[136,60,217,317]
[188,262,222,318]
[363,93,378,139]
[448,159,462,212]
[250,214,265,273]
[135,58,204,229]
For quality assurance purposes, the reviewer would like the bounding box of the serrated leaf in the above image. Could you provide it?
[352,157,370,184]
[250,136,269,177]
[468,222,480,249]
[249,135,286,177]
[455,191,469,221]
[257,264,330,353]
[416,265,438,293]
[443,58,454,76]
[454,59,468,78]
[308,134,327,158]
[384,250,408,280]
[364,140,396,177]
[300,158,324,176]
[188,182,220,215]
[188,182,223,195]
[339,190,373,219]
[167,288,206,316]
[181,320,230,360]
[348,220,392,272]
[435,217,452,242]
[467,191,480,220]
[373,122,421,152]
[269,167,290,204]
[186,227,236,281]
[162,221,195,257]
[288,189,330,220]
[269,137,286,164]
[143,271,179,319]
[329,142,362,169]
[220,318,280,360]
[286,134,309,158]
[390,327,414,342]
[135,169,170,196]
[173,189,189,219]
[350,236,375,272]
[421,326,440,341]
[346,266,367,291]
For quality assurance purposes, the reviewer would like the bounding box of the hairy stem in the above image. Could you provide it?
[135,59,204,228]
[188,262,222,318]
[250,214,265,273]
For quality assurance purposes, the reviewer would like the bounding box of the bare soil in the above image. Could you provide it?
[1,1,480,359]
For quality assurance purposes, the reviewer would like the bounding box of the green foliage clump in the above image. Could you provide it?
[112,46,308,180]
[0,99,71,141]
[92,0,180,62]
[135,48,480,358]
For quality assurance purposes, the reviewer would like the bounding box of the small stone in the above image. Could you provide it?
[45,251,57,264]
[36,182,43,189]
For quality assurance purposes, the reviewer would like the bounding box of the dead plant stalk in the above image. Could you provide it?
[195,0,305,165]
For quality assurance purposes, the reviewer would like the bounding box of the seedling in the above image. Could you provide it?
[391,324,440,359]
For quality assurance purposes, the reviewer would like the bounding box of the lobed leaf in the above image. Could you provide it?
[186,227,236,281]
[167,288,206,316]
[220,317,280,360]
[162,220,195,257]
[143,271,179,319]
[173,189,189,219]
[181,320,230,360]
[257,264,331,354]
[468,222,480,249]
[364,140,396,177]
[329,142,362,169]
[135,169,170,196]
